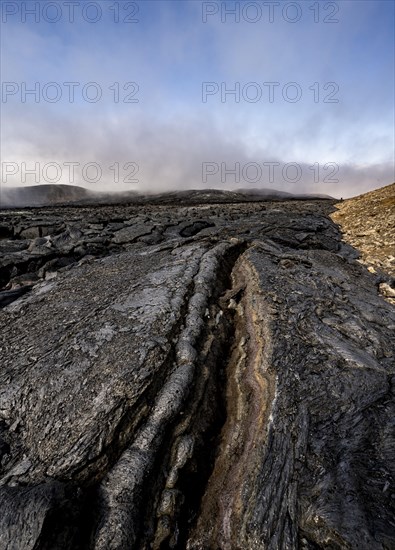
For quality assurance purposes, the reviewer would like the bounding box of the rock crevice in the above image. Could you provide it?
[0,197,394,549]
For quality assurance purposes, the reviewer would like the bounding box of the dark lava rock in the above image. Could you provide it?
[0,286,33,307]
[112,224,154,244]
[0,192,394,549]
[179,220,215,237]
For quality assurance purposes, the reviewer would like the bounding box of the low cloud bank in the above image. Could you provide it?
[2,113,393,200]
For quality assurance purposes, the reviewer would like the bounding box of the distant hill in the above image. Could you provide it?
[234,188,334,200]
[0,185,141,209]
[0,185,96,208]
[0,184,334,209]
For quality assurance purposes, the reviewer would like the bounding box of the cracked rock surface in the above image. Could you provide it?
[0,194,394,549]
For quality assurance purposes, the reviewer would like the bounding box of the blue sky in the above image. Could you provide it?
[1,0,394,197]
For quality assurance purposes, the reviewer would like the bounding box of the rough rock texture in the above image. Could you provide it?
[0,193,394,549]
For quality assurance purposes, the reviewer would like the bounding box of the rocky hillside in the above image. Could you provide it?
[331,183,395,303]
[331,183,395,275]
[0,190,394,549]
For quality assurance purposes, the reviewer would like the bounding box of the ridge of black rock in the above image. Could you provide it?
[0,193,394,549]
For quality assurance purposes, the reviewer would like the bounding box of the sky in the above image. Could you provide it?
[0,0,394,198]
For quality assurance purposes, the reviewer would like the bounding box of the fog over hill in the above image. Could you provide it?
[0,184,336,209]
